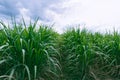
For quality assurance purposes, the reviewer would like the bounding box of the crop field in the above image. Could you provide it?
[0,20,120,80]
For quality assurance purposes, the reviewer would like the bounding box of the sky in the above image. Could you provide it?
[0,0,120,33]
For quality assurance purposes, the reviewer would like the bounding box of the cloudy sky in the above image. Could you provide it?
[0,0,120,33]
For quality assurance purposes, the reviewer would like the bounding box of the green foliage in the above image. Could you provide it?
[0,21,120,80]
[60,28,120,80]
[0,20,61,80]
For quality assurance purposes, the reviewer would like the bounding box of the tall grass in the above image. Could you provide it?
[60,28,120,80]
[0,20,61,80]
[0,20,120,80]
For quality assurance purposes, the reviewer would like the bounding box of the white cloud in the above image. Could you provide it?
[1,0,120,33]
[46,0,120,33]
[19,8,31,22]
